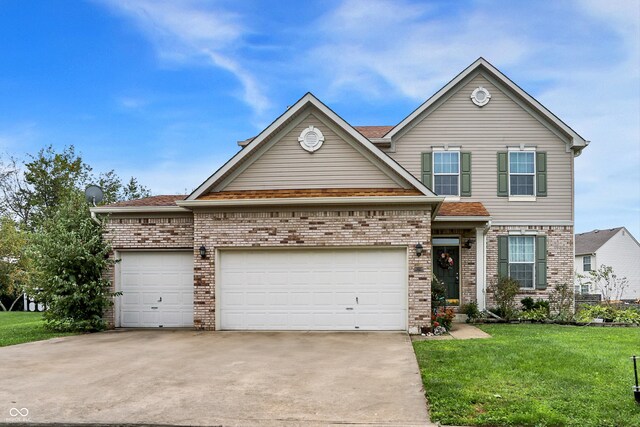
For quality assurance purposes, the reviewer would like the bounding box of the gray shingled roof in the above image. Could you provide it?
[575,227,623,255]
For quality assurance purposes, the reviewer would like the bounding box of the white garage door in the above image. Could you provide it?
[119,251,194,328]
[219,248,407,330]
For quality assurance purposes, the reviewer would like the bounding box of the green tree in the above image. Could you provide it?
[0,216,30,311]
[27,193,118,331]
[22,145,92,227]
[96,172,151,205]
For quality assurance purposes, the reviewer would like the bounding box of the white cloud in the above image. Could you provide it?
[100,0,270,116]
[306,0,639,236]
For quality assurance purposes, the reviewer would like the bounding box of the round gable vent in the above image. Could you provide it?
[298,125,325,153]
[471,87,491,107]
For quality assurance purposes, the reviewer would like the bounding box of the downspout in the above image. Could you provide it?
[90,210,101,224]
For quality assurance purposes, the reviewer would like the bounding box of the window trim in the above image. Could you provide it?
[507,149,536,198]
[583,255,592,272]
[508,235,536,289]
[433,149,461,197]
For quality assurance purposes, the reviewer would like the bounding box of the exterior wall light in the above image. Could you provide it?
[199,245,207,259]
[464,238,476,249]
[415,243,424,257]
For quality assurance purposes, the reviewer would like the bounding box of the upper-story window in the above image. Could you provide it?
[433,151,460,196]
[509,151,535,196]
[583,255,592,272]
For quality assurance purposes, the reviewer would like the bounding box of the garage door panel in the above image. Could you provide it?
[119,252,193,328]
[219,248,406,331]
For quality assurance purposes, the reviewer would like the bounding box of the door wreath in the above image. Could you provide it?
[438,251,454,270]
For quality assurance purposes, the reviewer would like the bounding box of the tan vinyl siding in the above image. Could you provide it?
[389,73,573,221]
[223,112,402,191]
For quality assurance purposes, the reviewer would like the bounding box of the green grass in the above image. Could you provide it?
[414,324,640,427]
[0,312,76,347]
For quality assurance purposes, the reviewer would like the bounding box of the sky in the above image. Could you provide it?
[0,0,638,237]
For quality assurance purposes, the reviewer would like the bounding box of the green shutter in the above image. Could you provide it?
[498,236,509,278]
[536,152,547,197]
[497,152,508,197]
[535,235,547,289]
[421,152,432,190]
[461,152,471,197]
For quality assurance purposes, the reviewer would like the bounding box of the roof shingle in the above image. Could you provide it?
[102,195,186,208]
[437,202,490,217]
[575,227,623,255]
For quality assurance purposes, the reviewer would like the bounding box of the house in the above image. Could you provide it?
[575,227,640,300]
[92,58,588,333]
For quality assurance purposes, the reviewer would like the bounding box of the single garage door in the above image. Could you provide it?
[119,251,194,328]
[219,248,407,330]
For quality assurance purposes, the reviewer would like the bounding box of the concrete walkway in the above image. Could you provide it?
[412,323,491,341]
[448,323,492,339]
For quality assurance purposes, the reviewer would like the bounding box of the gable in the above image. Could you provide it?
[220,111,404,192]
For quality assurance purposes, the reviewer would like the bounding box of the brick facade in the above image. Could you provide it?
[193,208,432,333]
[103,215,194,327]
[432,228,477,308]
[485,225,574,307]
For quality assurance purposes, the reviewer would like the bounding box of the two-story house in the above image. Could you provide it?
[575,227,640,300]
[93,58,588,333]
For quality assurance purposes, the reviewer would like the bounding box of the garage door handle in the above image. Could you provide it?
[158,297,162,302]
[346,307,354,311]
[151,307,158,310]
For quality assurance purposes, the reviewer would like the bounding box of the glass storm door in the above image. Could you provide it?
[433,245,460,304]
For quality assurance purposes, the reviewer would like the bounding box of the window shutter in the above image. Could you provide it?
[461,152,472,197]
[421,152,432,190]
[497,152,508,197]
[536,152,547,197]
[535,235,547,289]
[498,236,509,278]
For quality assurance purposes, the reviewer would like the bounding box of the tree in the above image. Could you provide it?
[0,216,30,311]
[96,172,151,205]
[27,193,118,331]
[1,146,152,228]
[0,157,32,224]
[579,265,629,305]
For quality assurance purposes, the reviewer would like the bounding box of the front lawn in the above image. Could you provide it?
[0,312,76,347]
[414,324,640,427]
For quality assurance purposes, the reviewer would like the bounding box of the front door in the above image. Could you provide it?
[433,245,460,304]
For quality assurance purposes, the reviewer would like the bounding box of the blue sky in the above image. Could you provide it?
[0,0,638,237]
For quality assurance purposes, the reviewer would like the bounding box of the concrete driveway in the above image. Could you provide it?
[0,330,430,426]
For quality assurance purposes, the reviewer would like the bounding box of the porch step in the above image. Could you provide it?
[454,314,468,323]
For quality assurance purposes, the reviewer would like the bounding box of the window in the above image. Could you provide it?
[583,255,592,272]
[509,151,535,196]
[433,151,459,196]
[508,236,535,288]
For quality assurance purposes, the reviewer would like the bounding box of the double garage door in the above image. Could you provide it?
[119,248,407,330]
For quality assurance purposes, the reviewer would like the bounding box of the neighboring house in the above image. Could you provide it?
[575,227,640,300]
[92,58,588,333]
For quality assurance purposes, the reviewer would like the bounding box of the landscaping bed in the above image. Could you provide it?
[0,312,76,347]
[413,324,640,427]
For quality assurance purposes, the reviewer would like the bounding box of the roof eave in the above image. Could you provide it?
[90,206,190,214]
[178,195,444,208]
[434,215,492,222]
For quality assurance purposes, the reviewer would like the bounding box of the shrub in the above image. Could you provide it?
[27,193,119,331]
[461,302,481,322]
[576,305,616,322]
[521,297,550,313]
[548,283,575,321]
[432,307,455,330]
[431,275,447,312]
[488,276,520,320]
[518,307,549,322]
[613,308,640,324]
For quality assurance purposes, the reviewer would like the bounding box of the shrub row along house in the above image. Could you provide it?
[93,58,588,333]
